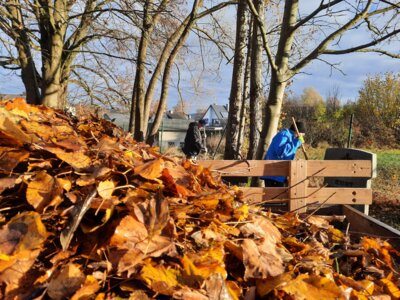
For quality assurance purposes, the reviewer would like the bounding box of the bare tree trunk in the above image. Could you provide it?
[133,0,154,141]
[237,15,252,156]
[224,0,249,160]
[6,0,41,104]
[255,0,298,160]
[146,0,201,145]
[143,17,190,130]
[247,0,264,160]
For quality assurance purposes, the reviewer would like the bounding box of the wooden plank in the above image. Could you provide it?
[289,160,308,212]
[238,187,288,203]
[198,160,372,178]
[198,160,289,177]
[342,205,400,248]
[306,188,372,205]
[308,160,372,177]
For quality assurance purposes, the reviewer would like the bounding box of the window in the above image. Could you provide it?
[212,119,221,126]
[168,142,175,147]
[180,142,185,148]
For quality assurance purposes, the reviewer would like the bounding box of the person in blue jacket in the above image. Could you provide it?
[261,121,306,187]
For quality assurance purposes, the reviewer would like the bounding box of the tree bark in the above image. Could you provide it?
[255,0,298,160]
[247,0,264,160]
[146,0,201,145]
[224,0,249,160]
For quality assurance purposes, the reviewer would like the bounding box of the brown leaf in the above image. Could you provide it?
[109,215,176,258]
[134,158,163,180]
[70,275,101,300]
[26,171,63,212]
[0,212,47,293]
[45,146,91,170]
[0,176,20,194]
[47,263,86,300]
[0,147,29,172]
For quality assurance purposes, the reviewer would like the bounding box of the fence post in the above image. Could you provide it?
[289,160,308,213]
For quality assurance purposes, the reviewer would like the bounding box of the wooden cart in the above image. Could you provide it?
[198,159,400,247]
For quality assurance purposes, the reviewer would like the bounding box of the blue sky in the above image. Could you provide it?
[1,1,399,112]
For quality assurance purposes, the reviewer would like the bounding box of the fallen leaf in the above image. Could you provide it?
[45,146,91,170]
[47,263,86,300]
[134,158,163,180]
[26,171,63,212]
[140,260,180,296]
[0,147,29,172]
[70,275,101,300]
[97,179,115,199]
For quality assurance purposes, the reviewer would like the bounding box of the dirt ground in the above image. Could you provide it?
[369,191,400,231]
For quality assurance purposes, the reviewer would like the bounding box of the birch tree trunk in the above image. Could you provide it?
[224,0,249,160]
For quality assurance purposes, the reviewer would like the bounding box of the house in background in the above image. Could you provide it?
[200,104,229,129]
[102,104,230,153]
[147,110,191,151]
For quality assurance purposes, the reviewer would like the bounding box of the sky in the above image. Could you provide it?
[1,1,399,112]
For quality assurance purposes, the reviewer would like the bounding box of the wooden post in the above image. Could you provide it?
[289,160,308,212]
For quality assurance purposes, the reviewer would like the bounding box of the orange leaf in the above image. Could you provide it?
[279,274,344,300]
[26,171,62,212]
[70,275,101,300]
[45,146,91,170]
[134,159,162,180]
[140,260,180,296]
[0,212,47,293]
[0,147,29,172]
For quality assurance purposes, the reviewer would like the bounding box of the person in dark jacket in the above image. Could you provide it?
[182,119,206,159]
[261,121,306,187]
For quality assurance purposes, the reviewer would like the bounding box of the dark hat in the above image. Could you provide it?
[290,121,306,134]
[198,119,207,126]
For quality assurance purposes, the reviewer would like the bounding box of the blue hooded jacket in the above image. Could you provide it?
[261,128,302,183]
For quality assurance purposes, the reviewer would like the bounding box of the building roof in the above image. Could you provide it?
[209,104,229,120]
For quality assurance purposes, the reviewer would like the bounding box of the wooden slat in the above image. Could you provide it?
[236,187,372,205]
[198,160,290,177]
[238,187,288,203]
[199,160,372,178]
[307,160,372,177]
[306,188,372,205]
[289,160,308,212]
[342,205,400,248]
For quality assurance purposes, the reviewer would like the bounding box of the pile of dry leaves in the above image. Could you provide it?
[0,98,399,299]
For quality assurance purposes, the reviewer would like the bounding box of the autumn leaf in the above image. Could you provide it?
[47,263,86,300]
[140,260,180,296]
[278,274,344,300]
[380,278,400,299]
[70,275,101,300]
[26,171,63,212]
[181,246,227,285]
[97,179,115,199]
[109,215,177,258]
[0,176,20,194]
[134,158,163,180]
[0,212,48,293]
[45,146,91,170]
[0,147,29,172]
